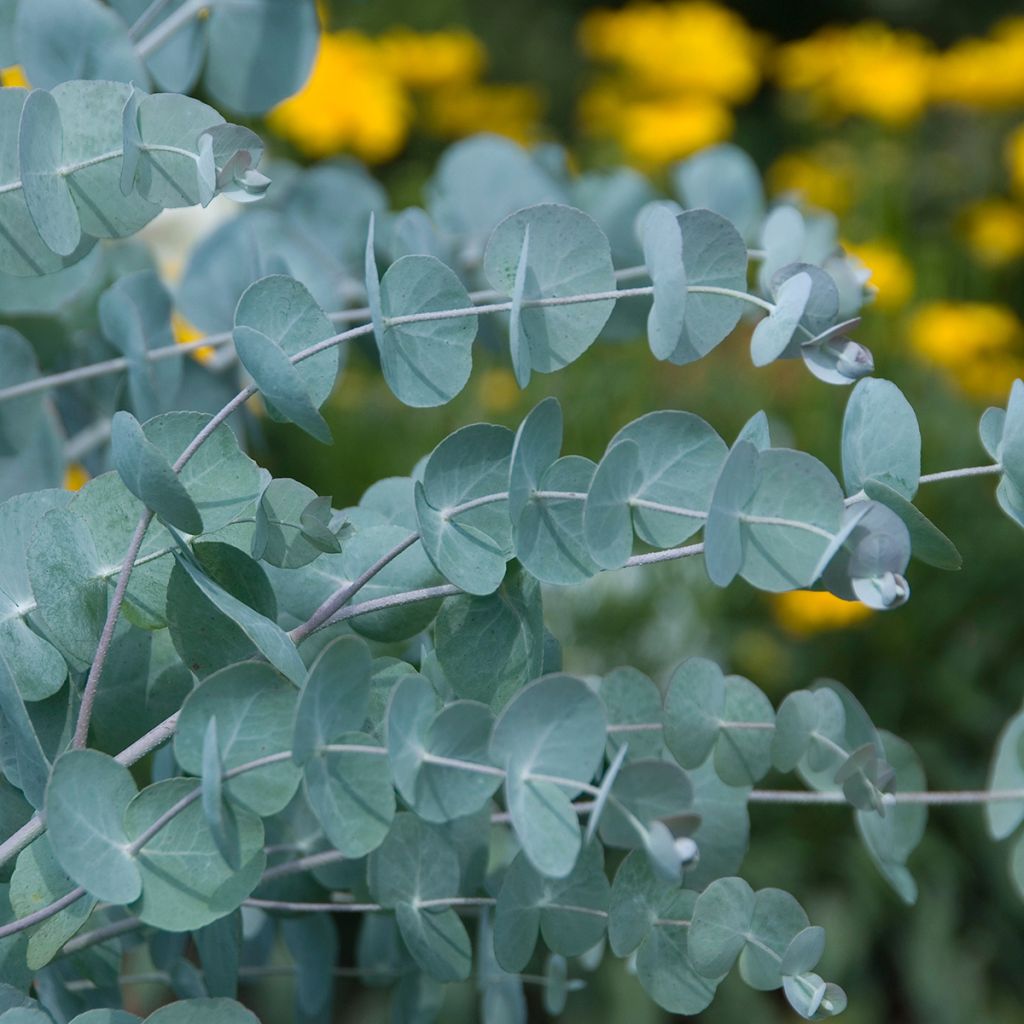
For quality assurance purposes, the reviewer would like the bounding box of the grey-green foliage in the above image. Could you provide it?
[15,0,318,116]
[0,80,271,278]
[1,54,1022,1021]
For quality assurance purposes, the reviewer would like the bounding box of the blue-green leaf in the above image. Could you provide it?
[704,441,759,587]
[125,780,265,933]
[674,144,765,242]
[842,379,921,499]
[583,440,641,570]
[515,456,600,586]
[175,662,301,816]
[377,255,477,407]
[234,325,331,443]
[415,424,515,595]
[642,205,688,361]
[483,204,615,376]
[111,411,203,534]
[434,566,543,709]
[751,272,811,367]
[46,749,141,905]
[387,676,500,822]
[490,675,607,877]
[11,835,96,969]
[19,89,81,256]
[200,718,242,871]
[233,275,339,419]
[509,397,563,525]
[611,411,727,547]
[170,552,306,685]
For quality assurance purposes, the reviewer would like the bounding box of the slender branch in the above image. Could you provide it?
[260,849,347,883]
[0,750,294,939]
[289,531,419,643]
[0,266,776,404]
[919,464,1002,484]
[0,885,87,940]
[135,0,208,57]
[127,0,178,39]
[244,898,385,914]
[72,512,153,748]
[60,914,143,957]
[748,788,1024,805]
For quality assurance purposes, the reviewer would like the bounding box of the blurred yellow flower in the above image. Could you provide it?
[0,66,29,88]
[579,2,764,104]
[960,199,1024,267]
[930,18,1024,109]
[842,240,915,311]
[767,148,855,213]
[173,312,216,366]
[375,28,486,91]
[267,31,411,162]
[585,91,734,168]
[1006,124,1024,200]
[477,368,521,413]
[424,82,544,145]
[63,463,90,492]
[908,301,1024,400]
[775,23,934,125]
[773,590,873,637]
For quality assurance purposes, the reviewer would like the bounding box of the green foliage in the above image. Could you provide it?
[1,21,1023,1019]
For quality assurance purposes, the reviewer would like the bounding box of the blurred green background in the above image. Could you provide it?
[223,0,1024,1019]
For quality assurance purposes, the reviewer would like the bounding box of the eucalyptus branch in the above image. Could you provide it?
[0,268,786,405]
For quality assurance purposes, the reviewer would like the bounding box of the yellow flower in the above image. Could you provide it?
[477,368,521,413]
[907,301,1024,400]
[960,199,1024,267]
[774,23,934,125]
[63,463,90,492]
[603,93,733,168]
[842,240,914,311]
[773,590,873,637]
[1006,124,1024,200]
[579,2,764,105]
[266,31,411,162]
[930,18,1024,109]
[424,82,544,145]
[1,66,29,88]
[767,148,855,213]
[173,312,216,366]
[375,28,486,91]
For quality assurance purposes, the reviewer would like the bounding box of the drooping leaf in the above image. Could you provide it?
[110,411,203,534]
[233,275,340,422]
[434,566,544,709]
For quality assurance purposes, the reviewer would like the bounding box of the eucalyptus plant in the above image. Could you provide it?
[2,4,1024,1023]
